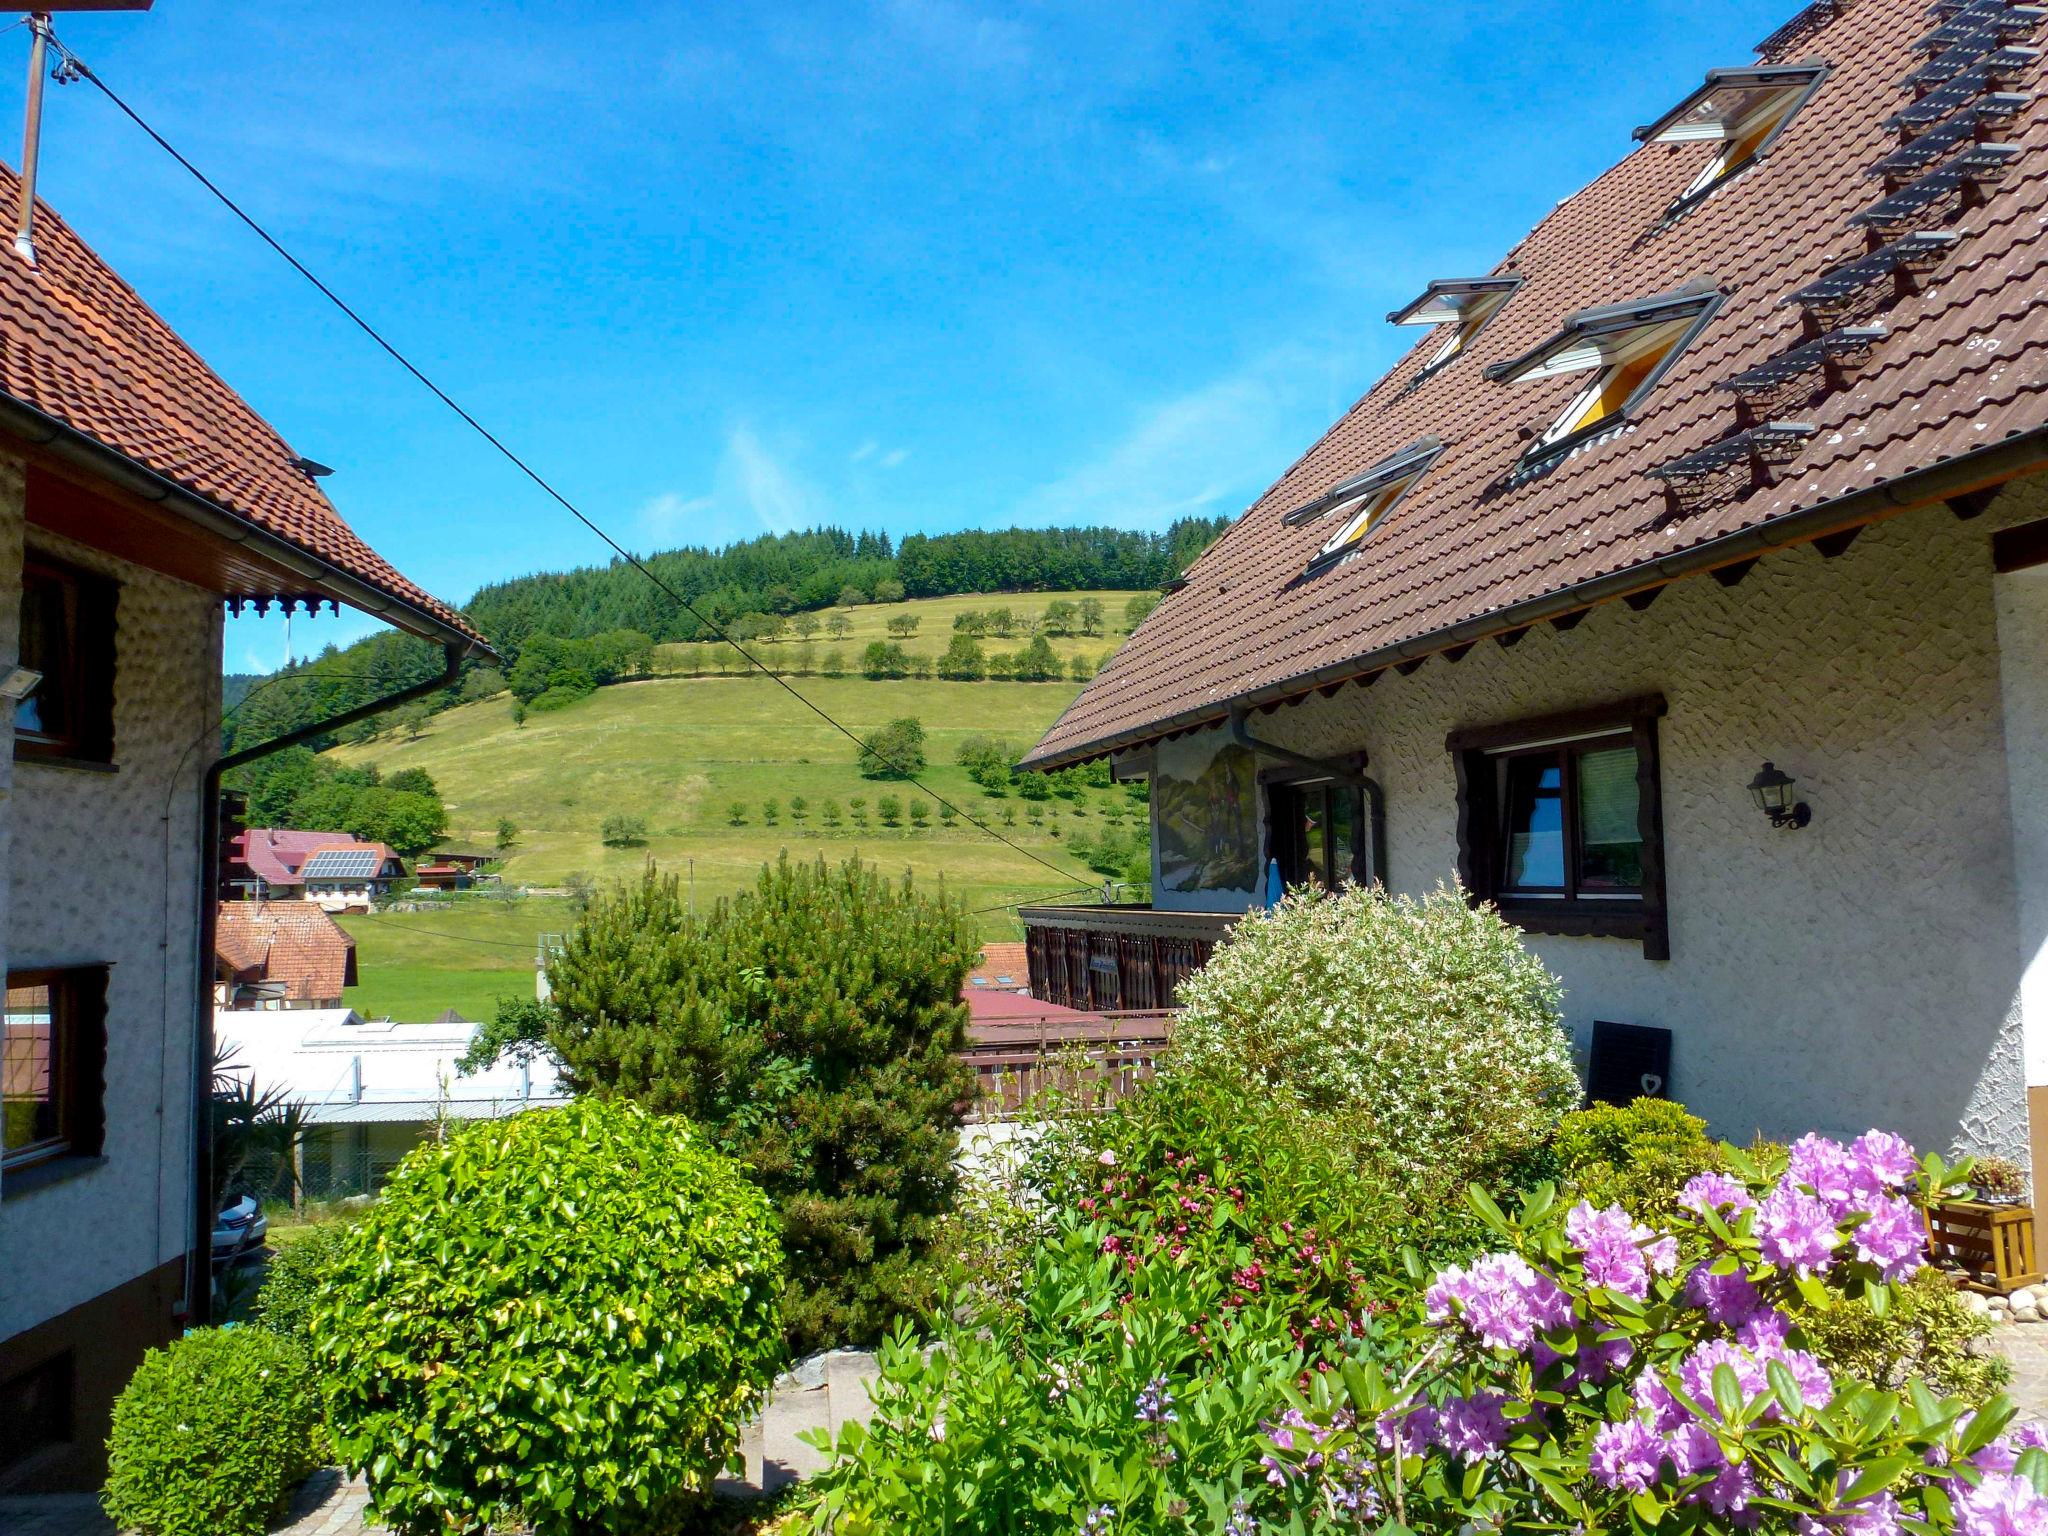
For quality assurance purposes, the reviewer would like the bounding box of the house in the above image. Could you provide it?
[226,826,396,904]
[1021,0,2048,1179]
[410,861,474,892]
[965,941,1031,995]
[213,901,358,1009]
[215,1010,567,1202]
[297,840,405,912]
[0,162,486,1490]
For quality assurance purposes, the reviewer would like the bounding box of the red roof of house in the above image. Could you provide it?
[0,160,479,647]
[1027,0,2048,766]
[215,901,358,1002]
[965,942,1030,994]
[230,828,362,888]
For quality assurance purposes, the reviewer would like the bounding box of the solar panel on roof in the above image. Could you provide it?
[304,849,383,879]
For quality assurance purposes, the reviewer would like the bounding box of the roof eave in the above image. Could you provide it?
[0,390,494,660]
[1019,425,2048,772]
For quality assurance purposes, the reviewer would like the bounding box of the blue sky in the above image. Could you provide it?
[4,0,1788,673]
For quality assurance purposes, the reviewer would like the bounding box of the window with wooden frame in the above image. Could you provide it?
[1263,768,1365,893]
[2,967,109,1174]
[15,554,117,765]
[1447,697,1669,958]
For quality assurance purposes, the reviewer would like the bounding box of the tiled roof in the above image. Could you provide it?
[966,941,1031,993]
[231,827,364,888]
[1026,0,2048,767]
[0,161,479,646]
[215,901,357,1003]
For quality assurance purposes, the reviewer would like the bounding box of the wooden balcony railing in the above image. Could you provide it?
[958,1009,1175,1119]
[1017,904,1238,1012]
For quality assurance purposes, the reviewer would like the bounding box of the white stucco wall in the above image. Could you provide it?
[0,455,221,1340]
[1160,488,2042,1163]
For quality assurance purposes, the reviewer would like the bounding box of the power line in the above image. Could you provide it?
[50,37,1095,891]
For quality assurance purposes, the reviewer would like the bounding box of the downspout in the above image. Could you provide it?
[1227,707,1389,890]
[186,639,469,1324]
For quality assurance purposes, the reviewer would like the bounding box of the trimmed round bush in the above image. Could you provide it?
[102,1327,319,1536]
[252,1220,352,1340]
[1552,1095,1725,1217]
[1172,881,1579,1203]
[312,1099,783,1536]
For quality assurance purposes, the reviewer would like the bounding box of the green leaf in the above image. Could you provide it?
[1712,1363,1745,1425]
[1767,1360,1806,1418]
[2018,1447,2048,1497]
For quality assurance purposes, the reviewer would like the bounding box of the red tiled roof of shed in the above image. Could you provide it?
[215,901,358,1003]
[1026,0,2048,767]
[0,161,480,647]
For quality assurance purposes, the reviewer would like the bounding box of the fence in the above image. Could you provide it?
[958,1009,1175,1119]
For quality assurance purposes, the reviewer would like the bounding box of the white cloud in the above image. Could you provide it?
[850,439,879,463]
[879,447,911,469]
[637,490,717,542]
[638,426,821,551]
[1011,347,1349,528]
[727,424,816,533]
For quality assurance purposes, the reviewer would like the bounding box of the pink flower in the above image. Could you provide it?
[1685,1261,1764,1325]
[1679,1171,1757,1217]
[1425,1252,1571,1352]
[1590,1419,1665,1492]
[1789,1134,1862,1213]
[1376,1405,1436,1457]
[1664,1421,1724,1478]
[1973,1421,2048,1475]
[1851,1194,1925,1282]
[1757,1182,1841,1275]
[1433,1392,1509,1462]
[1096,1149,1117,1166]
[1565,1201,1672,1301]
[1851,1130,1918,1191]
[1954,1471,2048,1536]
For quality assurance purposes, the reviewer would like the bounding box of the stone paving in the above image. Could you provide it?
[0,1353,880,1536]
[1997,1323,2048,1422]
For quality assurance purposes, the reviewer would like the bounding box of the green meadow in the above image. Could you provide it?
[325,593,1154,1018]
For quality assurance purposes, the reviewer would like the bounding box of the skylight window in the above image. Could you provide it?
[1387,278,1522,373]
[1485,281,1722,459]
[1635,64,1827,207]
[1282,437,1443,572]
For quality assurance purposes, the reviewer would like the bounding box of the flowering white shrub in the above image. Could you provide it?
[1262,1132,2047,1536]
[1172,882,1578,1202]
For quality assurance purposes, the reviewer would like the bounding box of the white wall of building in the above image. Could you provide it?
[0,458,221,1340]
[1162,490,2040,1162]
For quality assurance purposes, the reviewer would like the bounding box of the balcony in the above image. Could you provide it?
[1017,903,1239,1011]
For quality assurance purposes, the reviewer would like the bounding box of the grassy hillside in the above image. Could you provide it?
[323,594,1152,1019]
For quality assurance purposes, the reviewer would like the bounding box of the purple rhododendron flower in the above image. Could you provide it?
[1685,1261,1765,1325]
[1664,1421,1724,1478]
[1425,1252,1571,1351]
[1679,1171,1757,1216]
[1851,1194,1926,1282]
[1955,1471,2048,1536]
[1974,1421,2048,1475]
[1696,1460,1759,1518]
[1433,1392,1509,1462]
[1799,1474,1906,1536]
[1757,1182,1841,1274]
[1566,1201,1675,1301]
[1852,1129,1918,1191]
[1376,1405,1436,1458]
[1589,1419,1665,1492]
[1788,1133,1862,1212]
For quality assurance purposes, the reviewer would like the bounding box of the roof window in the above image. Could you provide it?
[1635,65,1827,208]
[1486,281,1723,460]
[1282,437,1443,572]
[1386,278,1522,374]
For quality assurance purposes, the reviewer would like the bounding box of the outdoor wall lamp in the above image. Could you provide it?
[1747,761,1810,830]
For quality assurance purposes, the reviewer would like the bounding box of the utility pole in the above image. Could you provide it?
[5,3,158,265]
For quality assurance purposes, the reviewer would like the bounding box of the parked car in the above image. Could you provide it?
[210,1195,268,1264]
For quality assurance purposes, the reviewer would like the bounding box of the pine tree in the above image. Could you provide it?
[540,859,976,1352]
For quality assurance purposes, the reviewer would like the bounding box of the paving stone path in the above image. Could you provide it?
[0,1352,881,1536]
[1997,1324,2048,1422]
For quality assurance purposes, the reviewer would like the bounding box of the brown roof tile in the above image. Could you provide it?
[0,161,480,645]
[1026,0,2048,767]
[215,901,358,1003]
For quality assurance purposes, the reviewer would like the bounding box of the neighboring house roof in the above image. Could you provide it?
[1025,0,2048,767]
[0,161,482,649]
[966,942,1031,993]
[231,828,364,888]
[214,901,359,1002]
[300,843,401,881]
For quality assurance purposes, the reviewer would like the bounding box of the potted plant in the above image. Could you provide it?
[1972,1154,2028,1205]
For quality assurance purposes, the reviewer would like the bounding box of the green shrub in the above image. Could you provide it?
[527,684,588,713]
[1173,882,1579,1206]
[252,1220,352,1340]
[1796,1265,2010,1404]
[102,1328,319,1536]
[538,856,977,1354]
[314,1100,782,1536]
[1551,1096,1725,1218]
[857,716,926,777]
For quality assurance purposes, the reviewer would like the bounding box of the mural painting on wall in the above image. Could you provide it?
[1156,740,1258,895]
